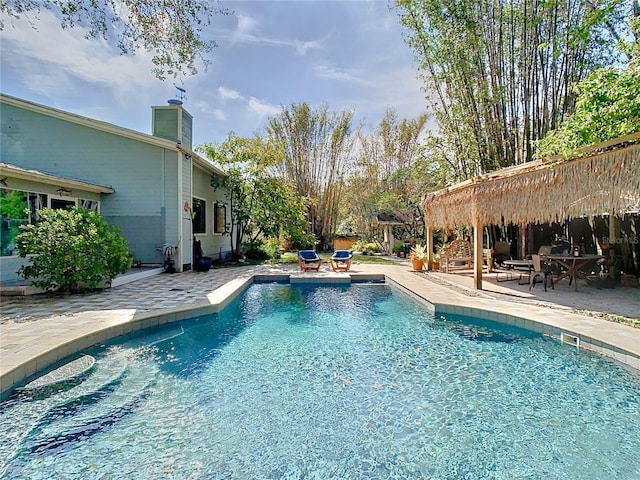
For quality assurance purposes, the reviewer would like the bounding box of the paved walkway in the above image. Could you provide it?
[2,261,639,398]
[1,265,265,324]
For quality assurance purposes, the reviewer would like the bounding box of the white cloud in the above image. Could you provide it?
[313,64,359,82]
[349,66,433,132]
[212,109,227,121]
[230,11,322,56]
[295,40,322,56]
[0,10,158,96]
[218,86,244,101]
[1,2,432,143]
[234,13,260,40]
[192,100,227,121]
[247,97,280,117]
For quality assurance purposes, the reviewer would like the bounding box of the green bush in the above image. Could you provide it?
[352,239,369,253]
[286,232,317,251]
[352,240,382,255]
[263,238,283,259]
[243,245,270,260]
[364,242,382,253]
[16,208,131,293]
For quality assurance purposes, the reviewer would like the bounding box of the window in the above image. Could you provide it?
[79,199,99,211]
[50,198,76,210]
[1,189,49,256]
[192,197,206,234]
[214,202,226,234]
[1,189,29,257]
[1,187,100,257]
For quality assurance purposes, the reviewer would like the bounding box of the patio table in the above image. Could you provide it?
[547,254,604,291]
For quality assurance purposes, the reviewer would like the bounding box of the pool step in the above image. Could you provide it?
[18,354,96,400]
[0,353,128,469]
[1,329,179,474]
[24,362,158,455]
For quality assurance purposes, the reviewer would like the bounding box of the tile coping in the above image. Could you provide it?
[1,271,639,400]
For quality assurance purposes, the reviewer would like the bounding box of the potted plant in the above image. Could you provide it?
[410,244,427,271]
[431,252,441,271]
[192,238,213,272]
[393,243,406,257]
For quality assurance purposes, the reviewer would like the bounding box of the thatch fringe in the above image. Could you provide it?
[422,139,640,229]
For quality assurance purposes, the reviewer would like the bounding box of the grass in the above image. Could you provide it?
[263,252,399,266]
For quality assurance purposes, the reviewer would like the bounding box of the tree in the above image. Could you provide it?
[16,207,131,293]
[396,0,633,178]
[266,103,355,249]
[342,110,431,240]
[535,64,640,157]
[536,18,640,157]
[0,0,228,79]
[201,133,308,259]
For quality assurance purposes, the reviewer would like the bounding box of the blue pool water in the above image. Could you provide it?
[1,283,639,479]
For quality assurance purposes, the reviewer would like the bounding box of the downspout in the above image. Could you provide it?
[177,149,183,272]
[161,150,166,248]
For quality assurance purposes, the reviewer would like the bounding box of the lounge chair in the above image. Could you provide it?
[330,250,352,272]
[297,250,322,271]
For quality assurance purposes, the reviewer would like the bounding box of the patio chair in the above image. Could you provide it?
[297,250,322,271]
[330,250,352,272]
[493,241,511,266]
[529,254,554,292]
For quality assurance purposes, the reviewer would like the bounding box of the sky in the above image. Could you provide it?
[0,1,430,148]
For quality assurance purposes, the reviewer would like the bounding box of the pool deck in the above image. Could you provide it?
[1,261,639,398]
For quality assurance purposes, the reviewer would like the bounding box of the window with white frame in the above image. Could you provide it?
[214,202,226,234]
[50,197,76,210]
[79,199,99,211]
[192,197,206,234]
[1,188,100,257]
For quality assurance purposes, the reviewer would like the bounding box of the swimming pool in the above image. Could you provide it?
[1,283,639,479]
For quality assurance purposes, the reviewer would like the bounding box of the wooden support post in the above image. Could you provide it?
[609,214,619,246]
[473,221,483,290]
[426,226,434,270]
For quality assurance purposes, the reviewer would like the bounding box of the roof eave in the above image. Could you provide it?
[0,163,115,194]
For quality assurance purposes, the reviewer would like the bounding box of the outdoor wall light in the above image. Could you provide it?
[56,187,72,196]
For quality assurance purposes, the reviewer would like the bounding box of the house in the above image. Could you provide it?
[0,93,231,284]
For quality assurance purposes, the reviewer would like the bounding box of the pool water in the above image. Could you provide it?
[1,283,639,479]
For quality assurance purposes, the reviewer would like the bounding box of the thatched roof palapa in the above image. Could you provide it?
[422,134,640,229]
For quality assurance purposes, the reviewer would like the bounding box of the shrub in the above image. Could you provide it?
[16,208,131,293]
[263,238,283,259]
[286,232,317,251]
[242,240,269,260]
[353,240,382,255]
[364,242,382,253]
[243,245,270,260]
[352,239,369,252]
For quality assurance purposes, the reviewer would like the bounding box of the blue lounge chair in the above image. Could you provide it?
[330,250,352,272]
[297,250,322,271]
